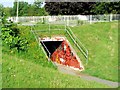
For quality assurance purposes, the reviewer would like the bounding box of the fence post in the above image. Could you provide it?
[110,14,113,22]
[49,23,51,37]
[90,15,92,24]
[33,16,34,22]
[67,16,69,26]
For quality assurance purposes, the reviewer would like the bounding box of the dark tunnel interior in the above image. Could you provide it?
[40,41,63,57]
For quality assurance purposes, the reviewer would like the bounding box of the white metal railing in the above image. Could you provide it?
[66,26,88,64]
[32,23,88,64]
[31,27,51,60]
[40,41,51,58]
[9,14,119,26]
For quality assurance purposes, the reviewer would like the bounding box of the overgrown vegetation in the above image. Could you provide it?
[1,23,28,52]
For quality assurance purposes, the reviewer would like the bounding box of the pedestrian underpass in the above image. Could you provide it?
[31,24,88,71]
[30,24,119,88]
[40,36,119,88]
[40,36,84,71]
[40,41,62,57]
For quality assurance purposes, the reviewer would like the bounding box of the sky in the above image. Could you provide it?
[0,0,41,7]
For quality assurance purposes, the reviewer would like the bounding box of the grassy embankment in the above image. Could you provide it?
[2,21,118,88]
[33,21,118,82]
[71,21,118,82]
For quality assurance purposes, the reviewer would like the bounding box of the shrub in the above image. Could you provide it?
[77,20,84,25]
[1,23,28,52]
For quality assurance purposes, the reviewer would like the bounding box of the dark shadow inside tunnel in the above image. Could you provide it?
[40,41,63,57]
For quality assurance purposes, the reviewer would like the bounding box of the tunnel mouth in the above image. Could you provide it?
[40,36,84,71]
[40,41,63,57]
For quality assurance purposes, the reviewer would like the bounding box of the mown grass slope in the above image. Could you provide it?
[70,21,118,82]
[2,52,109,88]
[32,21,118,82]
[2,21,118,88]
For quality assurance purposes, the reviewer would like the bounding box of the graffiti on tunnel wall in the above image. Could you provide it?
[51,40,83,70]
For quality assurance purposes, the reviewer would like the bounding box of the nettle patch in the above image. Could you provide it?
[1,24,28,52]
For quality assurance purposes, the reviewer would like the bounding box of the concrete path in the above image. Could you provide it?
[56,63,119,88]
[80,74,119,88]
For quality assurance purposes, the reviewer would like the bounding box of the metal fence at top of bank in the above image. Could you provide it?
[9,14,119,26]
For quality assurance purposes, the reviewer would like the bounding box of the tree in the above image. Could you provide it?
[33,0,48,16]
[11,1,17,16]
[3,7,12,17]
[45,2,120,15]
[27,4,36,16]
[0,4,4,24]
[34,0,42,8]
[0,4,4,17]
[91,2,120,14]
[0,4,7,24]
[45,2,95,15]
[11,1,29,16]
[11,1,48,16]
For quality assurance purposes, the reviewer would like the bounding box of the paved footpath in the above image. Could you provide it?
[56,63,119,88]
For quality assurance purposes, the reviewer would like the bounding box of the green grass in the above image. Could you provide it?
[2,21,118,88]
[0,45,1,89]
[2,52,109,88]
[70,21,118,82]
[26,22,118,82]
[8,26,55,69]
[32,22,118,82]
[40,22,118,82]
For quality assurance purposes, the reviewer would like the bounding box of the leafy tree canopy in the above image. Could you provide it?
[45,2,120,15]
[45,2,95,15]
[11,1,48,16]
[92,2,120,14]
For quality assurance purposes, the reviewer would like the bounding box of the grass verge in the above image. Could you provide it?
[70,21,118,82]
[2,52,110,88]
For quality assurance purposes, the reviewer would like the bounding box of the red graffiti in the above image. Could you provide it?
[51,40,83,70]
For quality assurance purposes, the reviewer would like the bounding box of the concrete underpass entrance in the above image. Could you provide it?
[40,41,62,57]
[40,36,84,71]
